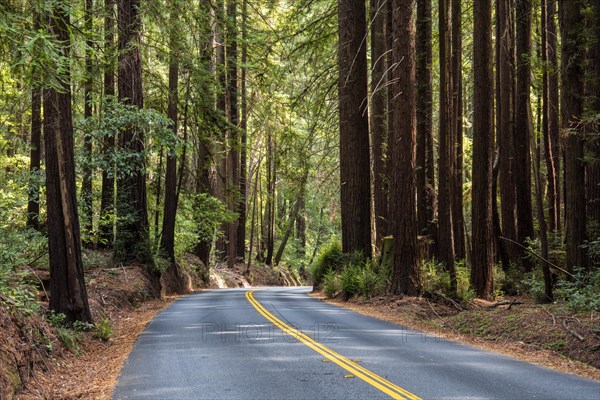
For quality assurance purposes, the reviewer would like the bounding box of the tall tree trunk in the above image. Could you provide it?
[214,0,228,260]
[116,0,149,262]
[586,0,600,231]
[296,193,306,255]
[371,0,387,250]
[471,0,495,299]
[27,10,42,232]
[44,4,92,322]
[497,0,518,262]
[81,0,94,240]
[226,0,239,268]
[390,0,419,296]
[99,0,115,247]
[541,0,559,232]
[416,0,435,241]
[337,0,372,257]
[515,0,535,271]
[547,0,561,232]
[451,0,465,260]
[438,0,456,292]
[237,0,248,261]
[559,0,588,271]
[262,131,276,265]
[160,4,180,261]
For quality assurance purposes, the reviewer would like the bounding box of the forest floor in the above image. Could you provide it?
[1,250,301,400]
[311,292,600,381]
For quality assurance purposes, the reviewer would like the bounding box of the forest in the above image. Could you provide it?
[0,0,598,328]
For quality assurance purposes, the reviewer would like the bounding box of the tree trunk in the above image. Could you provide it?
[559,0,588,271]
[371,0,387,250]
[237,0,248,261]
[27,26,42,233]
[515,0,535,272]
[438,0,456,292]
[541,0,560,233]
[116,0,149,262]
[160,4,180,262]
[547,0,561,232]
[81,0,94,241]
[451,0,465,260]
[99,0,115,248]
[337,0,372,257]
[416,0,434,241]
[44,5,92,322]
[586,0,600,231]
[497,0,518,262]
[226,0,239,268]
[390,0,419,296]
[471,0,495,299]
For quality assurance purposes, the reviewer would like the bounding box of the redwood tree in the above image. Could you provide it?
[471,0,495,299]
[559,0,588,270]
[370,0,387,249]
[44,2,92,322]
[390,0,419,296]
[337,0,372,256]
[116,0,149,261]
[515,0,535,271]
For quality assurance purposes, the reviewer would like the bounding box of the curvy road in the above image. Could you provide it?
[113,287,600,400]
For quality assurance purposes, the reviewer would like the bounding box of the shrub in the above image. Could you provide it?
[340,263,361,299]
[322,270,340,298]
[311,241,343,287]
[556,266,600,312]
[357,261,386,299]
[93,317,113,341]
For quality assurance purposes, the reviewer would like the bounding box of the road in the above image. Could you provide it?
[113,287,600,400]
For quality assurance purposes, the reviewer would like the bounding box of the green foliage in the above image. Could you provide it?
[339,263,361,299]
[93,317,113,342]
[310,240,343,286]
[356,261,386,299]
[556,267,600,312]
[322,269,340,298]
[420,259,475,304]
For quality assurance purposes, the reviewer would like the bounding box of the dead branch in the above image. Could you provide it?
[426,299,459,334]
[541,306,557,325]
[498,236,574,278]
[487,299,523,309]
[435,291,465,311]
[562,319,585,341]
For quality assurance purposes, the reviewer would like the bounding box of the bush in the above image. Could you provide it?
[322,270,340,298]
[310,241,343,287]
[420,259,475,304]
[556,266,600,312]
[340,263,361,299]
[93,317,113,341]
[357,261,386,299]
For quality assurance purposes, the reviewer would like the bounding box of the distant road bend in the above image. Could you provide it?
[114,287,600,400]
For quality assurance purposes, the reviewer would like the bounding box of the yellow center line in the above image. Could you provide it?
[245,290,422,400]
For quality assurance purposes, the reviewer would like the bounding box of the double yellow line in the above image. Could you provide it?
[245,290,422,400]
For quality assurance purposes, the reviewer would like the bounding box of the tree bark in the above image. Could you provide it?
[416,0,435,241]
[337,0,372,257]
[496,0,518,262]
[226,0,239,268]
[451,0,465,260]
[438,0,456,292]
[81,0,94,240]
[27,16,42,233]
[586,0,600,231]
[371,0,387,250]
[237,0,248,261]
[471,0,495,299]
[160,3,180,262]
[547,0,561,232]
[559,0,588,271]
[515,0,535,272]
[390,0,419,296]
[44,4,92,322]
[116,0,149,262]
[99,0,115,248]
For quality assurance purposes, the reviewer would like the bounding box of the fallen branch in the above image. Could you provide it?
[426,299,459,334]
[562,319,585,342]
[487,299,523,309]
[498,236,574,278]
[435,291,465,311]
[541,306,557,326]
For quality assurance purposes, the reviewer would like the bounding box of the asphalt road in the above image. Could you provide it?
[113,287,600,400]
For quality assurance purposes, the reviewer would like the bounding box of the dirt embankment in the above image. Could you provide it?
[1,252,302,399]
[312,292,600,381]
